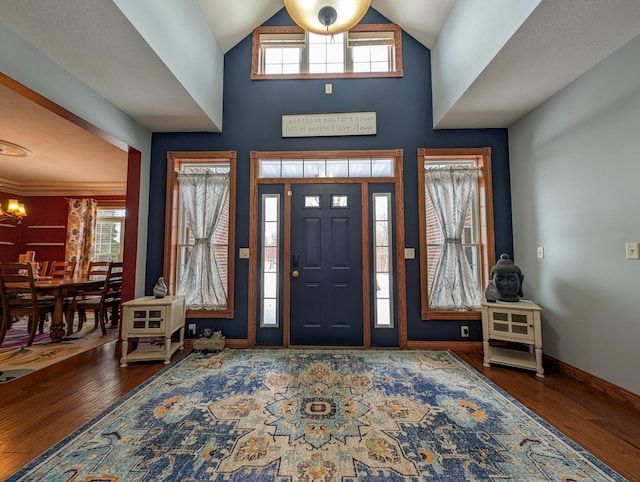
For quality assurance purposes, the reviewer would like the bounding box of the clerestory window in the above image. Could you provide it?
[252,24,403,79]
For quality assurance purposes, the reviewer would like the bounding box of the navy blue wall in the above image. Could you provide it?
[146,8,513,342]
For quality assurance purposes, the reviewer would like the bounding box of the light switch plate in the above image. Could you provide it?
[625,242,640,260]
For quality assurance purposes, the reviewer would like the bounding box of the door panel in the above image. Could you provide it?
[290,184,363,345]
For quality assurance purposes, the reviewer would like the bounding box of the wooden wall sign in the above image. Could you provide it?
[282,112,377,138]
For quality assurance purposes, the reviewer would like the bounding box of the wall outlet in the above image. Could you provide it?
[188,324,196,335]
[461,325,469,338]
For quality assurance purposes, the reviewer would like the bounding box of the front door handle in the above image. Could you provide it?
[292,254,299,267]
[292,270,299,278]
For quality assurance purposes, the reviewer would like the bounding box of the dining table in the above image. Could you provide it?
[32,277,105,342]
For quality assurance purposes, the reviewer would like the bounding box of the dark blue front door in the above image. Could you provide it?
[290,184,363,345]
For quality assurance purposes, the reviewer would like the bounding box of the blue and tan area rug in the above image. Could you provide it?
[0,318,117,383]
[7,349,624,481]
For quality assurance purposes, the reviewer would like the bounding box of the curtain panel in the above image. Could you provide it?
[65,198,97,277]
[176,172,230,311]
[424,166,481,311]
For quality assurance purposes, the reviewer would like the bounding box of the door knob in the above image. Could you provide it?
[292,270,299,278]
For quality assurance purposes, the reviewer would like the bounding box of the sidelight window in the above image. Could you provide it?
[261,194,280,327]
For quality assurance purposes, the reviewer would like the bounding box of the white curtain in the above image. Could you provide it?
[424,165,481,310]
[177,172,230,310]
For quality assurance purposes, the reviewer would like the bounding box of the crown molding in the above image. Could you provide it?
[0,177,126,196]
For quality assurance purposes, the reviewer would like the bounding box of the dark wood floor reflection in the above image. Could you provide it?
[0,345,638,480]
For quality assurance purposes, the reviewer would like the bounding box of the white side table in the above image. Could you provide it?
[481,299,544,378]
[120,295,186,367]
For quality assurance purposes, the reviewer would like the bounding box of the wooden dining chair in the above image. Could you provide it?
[38,260,49,278]
[86,261,110,279]
[64,261,110,334]
[0,262,56,346]
[76,261,123,335]
[49,260,77,279]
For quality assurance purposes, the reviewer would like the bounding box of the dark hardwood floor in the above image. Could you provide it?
[0,343,638,481]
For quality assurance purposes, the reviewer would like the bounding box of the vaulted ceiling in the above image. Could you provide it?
[1,0,640,193]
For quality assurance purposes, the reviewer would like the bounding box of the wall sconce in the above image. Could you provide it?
[284,0,371,35]
[0,198,27,224]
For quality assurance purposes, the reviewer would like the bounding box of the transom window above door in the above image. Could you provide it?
[258,156,395,179]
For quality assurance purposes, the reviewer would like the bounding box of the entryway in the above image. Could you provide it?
[249,150,407,348]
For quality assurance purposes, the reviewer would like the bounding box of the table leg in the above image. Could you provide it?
[49,295,66,343]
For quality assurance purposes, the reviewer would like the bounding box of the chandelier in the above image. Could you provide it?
[0,199,27,224]
[284,0,371,35]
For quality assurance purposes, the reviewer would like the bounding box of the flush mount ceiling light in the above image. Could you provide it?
[284,0,371,35]
[0,139,32,158]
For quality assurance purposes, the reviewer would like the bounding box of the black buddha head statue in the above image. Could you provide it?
[484,253,524,302]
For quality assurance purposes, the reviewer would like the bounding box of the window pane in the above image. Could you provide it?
[264,196,279,222]
[264,48,282,63]
[304,160,325,178]
[304,195,321,208]
[282,64,300,75]
[352,46,370,62]
[282,159,304,177]
[263,299,277,325]
[326,159,349,177]
[349,159,371,177]
[376,272,390,298]
[372,159,394,177]
[263,272,277,298]
[309,44,327,63]
[370,45,388,62]
[374,195,389,220]
[376,299,391,326]
[282,47,300,63]
[332,195,349,208]
[264,222,278,246]
[260,160,281,178]
[376,221,389,246]
[264,246,278,272]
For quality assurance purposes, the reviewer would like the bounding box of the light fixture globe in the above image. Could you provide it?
[284,0,371,35]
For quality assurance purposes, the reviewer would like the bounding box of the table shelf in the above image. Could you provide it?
[120,296,186,367]
[481,300,544,378]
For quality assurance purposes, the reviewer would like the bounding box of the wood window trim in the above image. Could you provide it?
[164,151,237,319]
[417,147,496,321]
[251,24,403,80]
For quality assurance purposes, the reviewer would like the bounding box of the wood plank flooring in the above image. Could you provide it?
[0,343,638,481]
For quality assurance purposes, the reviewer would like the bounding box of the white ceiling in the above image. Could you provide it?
[1,0,640,195]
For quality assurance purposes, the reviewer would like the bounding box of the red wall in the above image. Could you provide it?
[0,194,125,265]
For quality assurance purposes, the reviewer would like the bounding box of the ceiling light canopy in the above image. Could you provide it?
[284,0,371,35]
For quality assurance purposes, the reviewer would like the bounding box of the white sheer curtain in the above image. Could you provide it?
[424,165,481,310]
[177,172,230,310]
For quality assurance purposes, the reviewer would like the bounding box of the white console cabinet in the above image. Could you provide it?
[481,300,544,378]
[120,295,186,367]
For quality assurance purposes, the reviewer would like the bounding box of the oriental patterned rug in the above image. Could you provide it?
[7,349,625,481]
[0,318,117,383]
